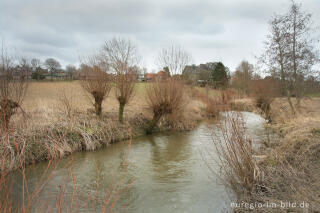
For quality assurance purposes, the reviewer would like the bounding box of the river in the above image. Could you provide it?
[10,112,273,212]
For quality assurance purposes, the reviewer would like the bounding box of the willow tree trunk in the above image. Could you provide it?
[119,102,125,123]
[94,99,103,116]
[145,113,162,134]
[0,99,18,130]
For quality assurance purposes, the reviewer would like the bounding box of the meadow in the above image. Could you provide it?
[23,81,148,114]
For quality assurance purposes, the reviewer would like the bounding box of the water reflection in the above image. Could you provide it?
[148,134,191,184]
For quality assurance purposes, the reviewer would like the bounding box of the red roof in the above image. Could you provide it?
[146,73,157,79]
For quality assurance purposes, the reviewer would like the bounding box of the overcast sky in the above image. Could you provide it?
[1,0,319,72]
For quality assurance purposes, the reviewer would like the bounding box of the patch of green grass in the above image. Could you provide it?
[308,92,320,98]
[311,128,320,136]
[135,82,147,94]
[195,86,221,97]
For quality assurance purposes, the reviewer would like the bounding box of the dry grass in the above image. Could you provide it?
[0,127,133,212]
[2,81,205,172]
[23,82,147,114]
[211,98,320,212]
[212,112,264,198]
[192,88,235,118]
[232,98,320,212]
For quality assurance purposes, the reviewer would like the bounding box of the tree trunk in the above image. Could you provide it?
[146,113,162,134]
[286,89,295,115]
[94,100,102,116]
[280,71,286,96]
[277,41,295,115]
[118,102,125,123]
[0,99,18,130]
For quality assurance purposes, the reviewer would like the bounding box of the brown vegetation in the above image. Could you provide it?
[0,81,204,172]
[228,98,320,212]
[212,112,264,197]
[195,88,234,118]
[80,63,112,116]
[103,37,138,123]
[0,127,133,212]
[114,73,136,123]
[0,48,28,130]
[250,78,280,122]
[145,77,185,134]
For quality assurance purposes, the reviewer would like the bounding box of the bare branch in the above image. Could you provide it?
[157,44,192,76]
[102,37,139,122]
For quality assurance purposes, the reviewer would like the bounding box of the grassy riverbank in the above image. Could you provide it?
[236,98,320,212]
[1,81,210,172]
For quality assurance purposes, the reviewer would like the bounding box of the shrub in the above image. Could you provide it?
[197,89,233,118]
[212,112,263,196]
[251,78,280,122]
[103,37,138,123]
[80,64,112,116]
[0,50,28,130]
[145,77,185,134]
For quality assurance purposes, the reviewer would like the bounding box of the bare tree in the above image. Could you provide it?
[31,58,41,70]
[44,58,61,80]
[66,64,77,80]
[31,58,41,80]
[232,60,254,96]
[18,58,32,79]
[157,44,192,75]
[286,1,319,106]
[0,45,28,130]
[80,57,112,116]
[261,9,295,113]
[145,77,185,134]
[102,37,139,123]
[260,1,319,113]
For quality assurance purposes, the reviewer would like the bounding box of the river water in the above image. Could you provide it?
[10,112,273,212]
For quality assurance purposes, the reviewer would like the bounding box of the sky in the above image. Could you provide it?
[0,0,319,72]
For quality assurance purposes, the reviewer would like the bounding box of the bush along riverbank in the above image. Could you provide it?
[0,100,206,172]
[4,82,236,172]
[226,98,320,212]
[1,83,245,173]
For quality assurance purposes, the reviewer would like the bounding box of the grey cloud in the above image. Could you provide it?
[0,0,319,70]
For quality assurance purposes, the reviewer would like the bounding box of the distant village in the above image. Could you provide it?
[2,57,230,87]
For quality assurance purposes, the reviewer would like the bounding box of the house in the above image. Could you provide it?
[145,70,170,82]
[157,70,170,80]
[145,73,157,82]
[44,72,68,80]
[137,73,145,81]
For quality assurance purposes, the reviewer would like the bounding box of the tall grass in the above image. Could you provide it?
[196,89,233,118]
[250,79,280,122]
[0,126,133,212]
[212,112,264,197]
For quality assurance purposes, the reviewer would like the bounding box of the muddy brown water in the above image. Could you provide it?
[10,112,274,212]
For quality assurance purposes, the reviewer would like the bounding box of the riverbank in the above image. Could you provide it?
[1,82,210,172]
[239,98,320,212]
